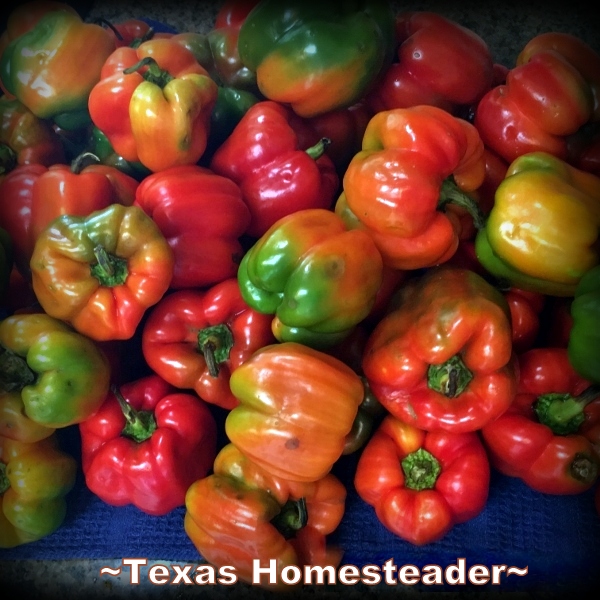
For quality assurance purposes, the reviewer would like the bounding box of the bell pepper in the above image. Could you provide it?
[0,312,110,429]
[474,33,600,165]
[568,265,600,383]
[336,105,486,270]
[88,38,218,172]
[367,11,494,115]
[141,278,276,411]
[475,151,600,297]
[79,374,217,516]
[0,433,77,548]
[184,442,345,588]
[210,101,339,238]
[0,227,12,308]
[237,208,384,348]
[30,204,174,341]
[505,287,546,354]
[237,0,395,118]
[362,267,518,433]
[225,342,364,482]
[481,347,600,495]
[354,413,490,546]
[0,96,67,166]
[214,0,260,29]
[133,164,250,289]
[0,9,116,130]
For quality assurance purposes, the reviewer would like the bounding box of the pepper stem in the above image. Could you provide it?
[90,245,129,287]
[197,324,234,378]
[0,346,36,393]
[70,151,101,174]
[0,143,17,176]
[0,463,10,495]
[305,138,331,161]
[427,355,473,398]
[402,448,441,491]
[570,452,599,485]
[438,178,486,230]
[123,56,174,88]
[113,385,157,443]
[271,497,308,540]
[534,385,600,436]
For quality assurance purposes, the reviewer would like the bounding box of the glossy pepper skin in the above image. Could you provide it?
[237,0,395,118]
[141,279,275,410]
[225,342,364,482]
[210,101,339,238]
[568,265,600,383]
[30,204,174,342]
[79,374,217,516]
[133,164,250,289]
[475,151,600,297]
[354,414,490,546]
[474,33,600,165]
[0,433,77,548]
[184,442,345,589]
[238,208,384,348]
[0,313,110,429]
[367,11,494,115]
[336,105,486,270]
[362,267,518,433]
[481,348,600,495]
[0,9,116,130]
[88,38,218,172]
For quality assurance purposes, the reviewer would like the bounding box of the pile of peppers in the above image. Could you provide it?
[1,0,600,588]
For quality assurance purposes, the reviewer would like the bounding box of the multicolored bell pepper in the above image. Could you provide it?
[481,347,600,494]
[0,9,116,130]
[237,0,395,117]
[225,342,364,482]
[0,433,77,548]
[475,151,600,297]
[30,204,174,341]
[0,312,111,429]
[79,374,217,516]
[362,267,518,433]
[238,208,384,348]
[336,105,486,270]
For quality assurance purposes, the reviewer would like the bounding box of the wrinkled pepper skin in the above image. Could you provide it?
[568,265,600,383]
[225,342,364,482]
[79,374,217,516]
[337,105,486,270]
[184,442,345,588]
[238,208,384,348]
[354,414,490,546]
[30,204,174,341]
[0,10,116,129]
[367,11,494,115]
[0,313,110,429]
[475,151,600,297]
[481,348,600,495]
[362,267,518,433]
[141,279,276,410]
[133,165,250,290]
[0,434,77,548]
[237,0,395,118]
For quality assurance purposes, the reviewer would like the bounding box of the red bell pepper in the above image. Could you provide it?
[362,267,518,433]
[505,287,546,354]
[354,413,490,546]
[134,164,251,289]
[210,101,339,239]
[141,278,275,411]
[481,347,600,495]
[367,11,494,115]
[79,374,217,516]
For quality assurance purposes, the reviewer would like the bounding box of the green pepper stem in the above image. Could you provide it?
[0,346,36,393]
[197,324,234,378]
[401,448,441,491]
[0,142,17,176]
[439,178,486,230]
[112,385,157,443]
[70,151,101,174]
[91,245,129,288]
[123,56,174,87]
[270,497,308,540]
[0,463,10,495]
[305,138,331,161]
[427,355,473,398]
[534,385,600,436]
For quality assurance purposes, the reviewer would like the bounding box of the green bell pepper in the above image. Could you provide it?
[0,313,111,429]
[568,265,600,383]
[237,0,395,117]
